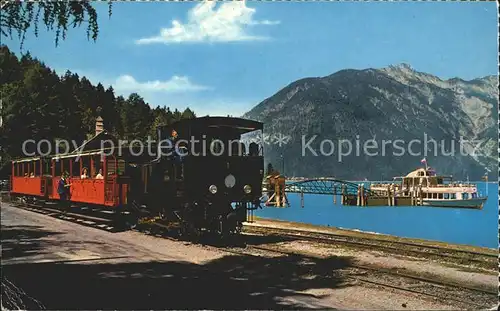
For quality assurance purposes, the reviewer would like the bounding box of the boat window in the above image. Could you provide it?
[433,193,437,199]
[443,193,449,199]
[438,193,443,199]
[472,193,477,198]
[450,193,456,199]
[462,193,469,200]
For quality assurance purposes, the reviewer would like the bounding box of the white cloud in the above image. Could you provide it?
[54,67,252,117]
[113,75,211,93]
[135,1,279,44]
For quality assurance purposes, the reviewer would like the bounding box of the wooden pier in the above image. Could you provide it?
[261,176,429,208]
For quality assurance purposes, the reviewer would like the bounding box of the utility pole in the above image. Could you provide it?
[280,153,284,176]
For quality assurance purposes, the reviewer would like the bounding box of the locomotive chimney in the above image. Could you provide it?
[95,116,104,136]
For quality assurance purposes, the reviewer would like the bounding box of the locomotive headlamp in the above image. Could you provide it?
[224,174,236,188]
[243,185,252,194]
[209,185,218,194]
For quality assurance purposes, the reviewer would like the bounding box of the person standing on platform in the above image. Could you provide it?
[58,171,72,213]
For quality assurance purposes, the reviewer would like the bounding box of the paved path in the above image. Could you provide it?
[0,202,466,310]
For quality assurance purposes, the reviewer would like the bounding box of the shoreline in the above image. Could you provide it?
[245,216,496,254]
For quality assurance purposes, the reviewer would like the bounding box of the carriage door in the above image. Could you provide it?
[104,156,117,206]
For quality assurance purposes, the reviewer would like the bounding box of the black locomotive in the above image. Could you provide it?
[130,117,264,237]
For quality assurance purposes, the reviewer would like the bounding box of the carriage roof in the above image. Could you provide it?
[159,116,263,136]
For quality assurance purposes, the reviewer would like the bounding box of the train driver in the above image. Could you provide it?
[58,171,72,212]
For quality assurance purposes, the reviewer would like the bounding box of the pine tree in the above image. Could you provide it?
[0,45,197,168]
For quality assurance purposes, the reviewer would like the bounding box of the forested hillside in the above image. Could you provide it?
[0,45,196,167]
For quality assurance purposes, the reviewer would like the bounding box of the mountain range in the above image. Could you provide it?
[243,64,498,181]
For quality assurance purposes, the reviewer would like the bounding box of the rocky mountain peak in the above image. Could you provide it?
[389,63,415,71]
[244,65,497,180]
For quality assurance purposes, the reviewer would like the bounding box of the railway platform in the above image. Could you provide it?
[1,201,497,310]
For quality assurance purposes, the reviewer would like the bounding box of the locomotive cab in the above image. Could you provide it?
[154,117,264,236]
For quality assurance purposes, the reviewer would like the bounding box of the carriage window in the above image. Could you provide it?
[71,158,80,177]
[61,158,71,176]
[92,155,103,178]
[54,159,62,176]
[23,162,29,176]
[81,156,91,177]
[14,163,20,176]
[34,161,40,176]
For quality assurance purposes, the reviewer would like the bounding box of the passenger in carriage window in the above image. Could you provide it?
[81,167,89,179]
[29,172,35,178]
[95,168,104,179]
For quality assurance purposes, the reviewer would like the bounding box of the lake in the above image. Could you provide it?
[254,182,498,249]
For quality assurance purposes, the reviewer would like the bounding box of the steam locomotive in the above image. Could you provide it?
[8,117,265,238]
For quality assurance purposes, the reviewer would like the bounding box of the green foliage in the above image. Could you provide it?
[0,1,112,47]
[0,45,197,167]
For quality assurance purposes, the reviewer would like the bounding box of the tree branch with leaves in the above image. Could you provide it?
[0,0,112,47]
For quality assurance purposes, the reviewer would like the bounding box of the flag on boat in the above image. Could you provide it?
[420,158,427,164]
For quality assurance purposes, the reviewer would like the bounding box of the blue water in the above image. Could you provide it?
[255,182,498,249]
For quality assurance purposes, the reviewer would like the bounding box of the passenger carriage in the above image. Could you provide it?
[10,150,131,209]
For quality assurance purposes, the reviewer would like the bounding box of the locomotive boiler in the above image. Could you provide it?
[134,117,265,237]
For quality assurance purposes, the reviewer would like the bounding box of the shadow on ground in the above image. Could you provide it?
[1,225,103,261]
[2,222,355,310]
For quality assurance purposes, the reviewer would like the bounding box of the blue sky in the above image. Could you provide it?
[4,1,498,116]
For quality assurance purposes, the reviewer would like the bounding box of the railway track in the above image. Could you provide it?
[243,225,497,270]
[4,200,497,309]
[7,200,497,270]
[7,200,129,232]
[221,242,498,310]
